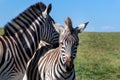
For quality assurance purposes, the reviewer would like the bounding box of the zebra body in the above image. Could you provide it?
[23,17,89,80]
[0,2,59,80]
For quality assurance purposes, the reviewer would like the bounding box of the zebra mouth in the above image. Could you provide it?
[65,61,74,71]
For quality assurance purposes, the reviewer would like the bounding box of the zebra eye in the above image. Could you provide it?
[60,42,63,45]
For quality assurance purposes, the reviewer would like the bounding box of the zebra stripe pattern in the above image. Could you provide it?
[23,17,89,80]
[0,2,59,80]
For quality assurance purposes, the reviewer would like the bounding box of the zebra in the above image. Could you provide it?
[23,17,89,80]
[0,2,60,80]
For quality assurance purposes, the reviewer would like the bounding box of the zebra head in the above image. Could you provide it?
[4,2,59,48]
[34,2,59,48]
[59,17,88,71]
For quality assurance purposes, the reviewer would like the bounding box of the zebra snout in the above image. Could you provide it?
[64,54,74,71]
[65,54,72,62]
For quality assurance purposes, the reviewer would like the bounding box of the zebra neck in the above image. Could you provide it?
[13,27,40,59]
[3,2,45,58]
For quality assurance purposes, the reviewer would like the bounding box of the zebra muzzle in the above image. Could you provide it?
[64,54,74,70]
[65,54,72,62]
[65,60,73,71]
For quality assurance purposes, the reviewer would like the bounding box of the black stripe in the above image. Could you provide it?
[0,54,13,74]
[24,29,35,54]
[17,16,29,28]
[4,23,15,36]
[13,19,25,29]
[24,10,35,22]
[0,37,7,67]
[14,46,22,72]
[13,35,29,63]
[5,37,25,72]
[21,13,31,25]
[54,65,60,79]
[29,8,38,19]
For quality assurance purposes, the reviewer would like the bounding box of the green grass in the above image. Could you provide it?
[0,28,120,80]
[0,28,4,35]
[75,32,120,80]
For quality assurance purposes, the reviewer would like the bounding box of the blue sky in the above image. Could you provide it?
[0,0,120,32]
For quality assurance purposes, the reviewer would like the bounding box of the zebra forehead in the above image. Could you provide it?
[61,31,78,38]
[61,34,79,44]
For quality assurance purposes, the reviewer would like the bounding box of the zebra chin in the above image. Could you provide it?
[65,60,74,72]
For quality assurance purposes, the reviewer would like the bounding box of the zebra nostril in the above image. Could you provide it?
[65,54,72,62]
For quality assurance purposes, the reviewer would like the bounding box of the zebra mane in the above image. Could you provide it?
[4,2,46,36]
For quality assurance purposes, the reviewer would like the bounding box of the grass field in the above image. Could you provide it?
[75,32,120,80]
[0,29,120,80]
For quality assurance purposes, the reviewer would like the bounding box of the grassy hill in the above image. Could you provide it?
[76,32,120,80]
[0,28,120,80]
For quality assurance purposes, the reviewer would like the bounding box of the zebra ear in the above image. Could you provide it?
[44,3,52,15]
[75,22,89,33]
[53,23,64,33]
[42,3,52,17]
[64,17,73,33]
[39,2,47,12]
[47,4,52,14]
